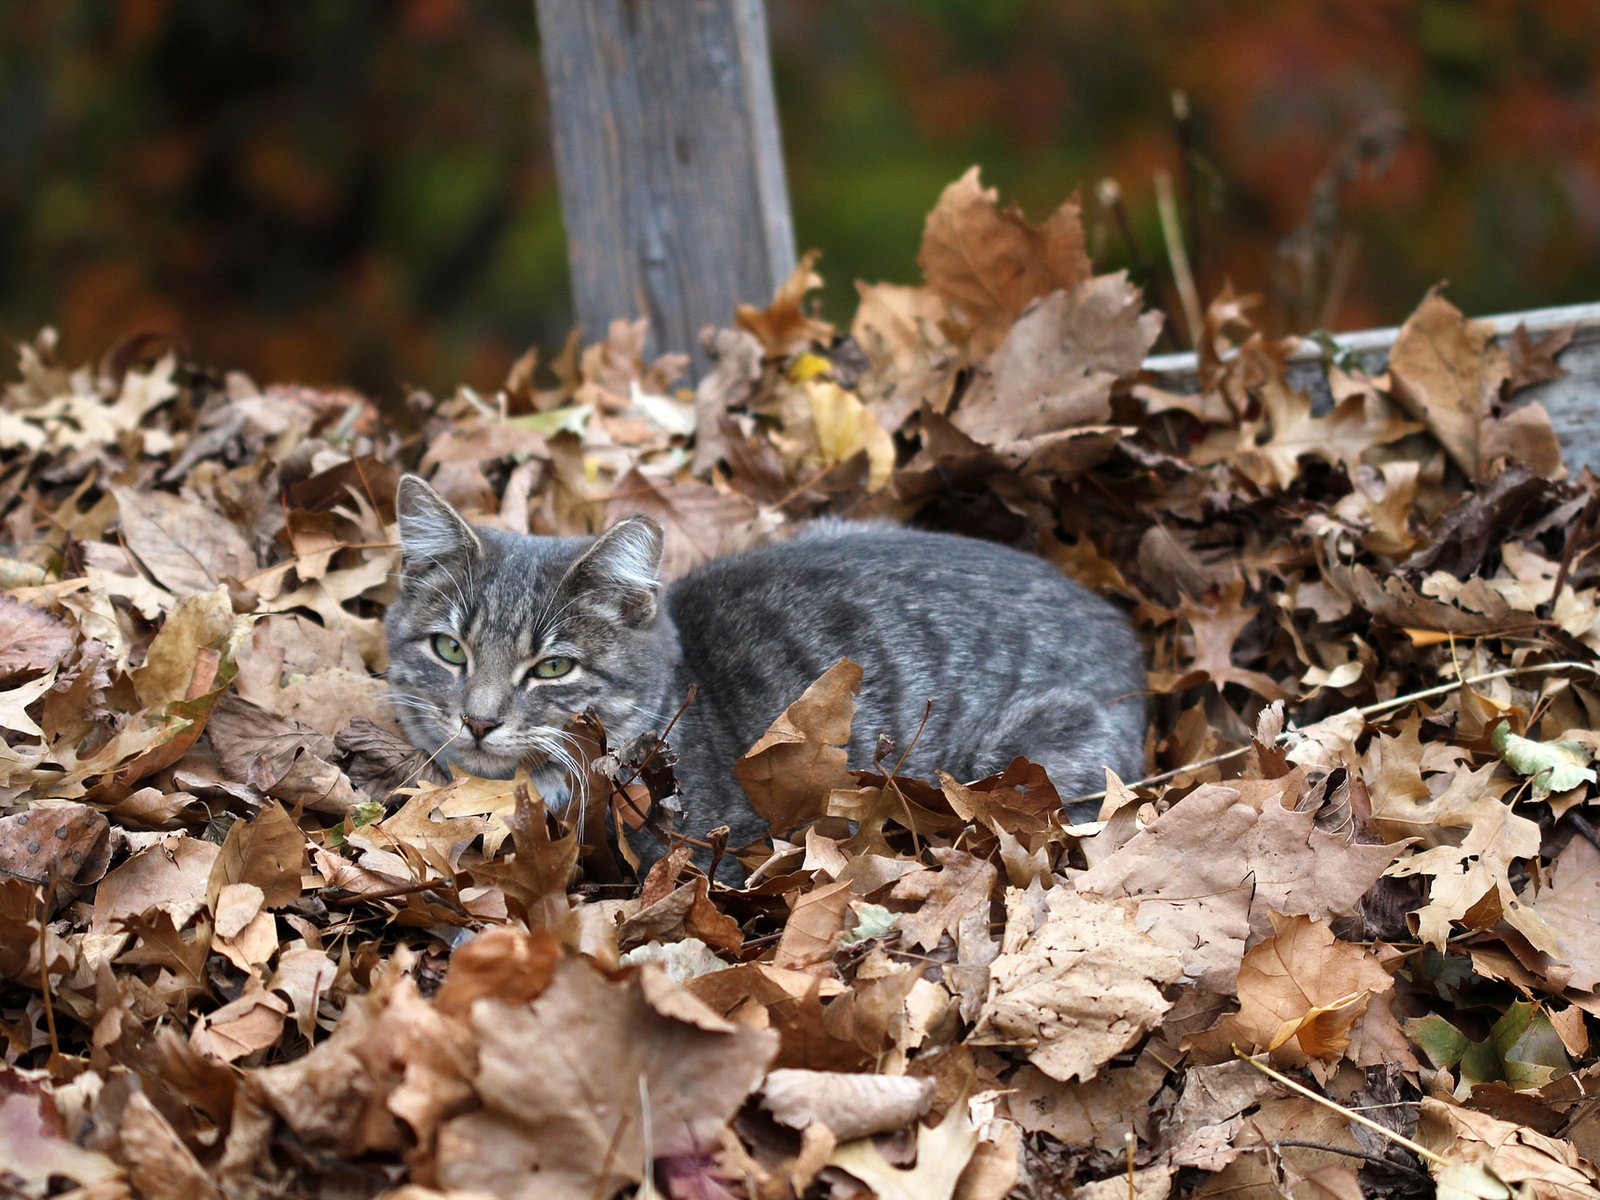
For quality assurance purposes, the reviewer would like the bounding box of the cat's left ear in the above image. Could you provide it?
[395,475,482,570]
[569,515,664,625]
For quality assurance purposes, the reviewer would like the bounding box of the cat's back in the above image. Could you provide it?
[666,521,1139,689]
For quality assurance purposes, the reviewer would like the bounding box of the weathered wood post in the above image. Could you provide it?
[534,0,796,377]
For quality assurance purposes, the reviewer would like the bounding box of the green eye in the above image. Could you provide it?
[531,656,575,680]
[432,634,467,665]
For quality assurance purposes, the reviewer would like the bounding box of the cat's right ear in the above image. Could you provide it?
[395,475,482,571]
[568,515,664,625]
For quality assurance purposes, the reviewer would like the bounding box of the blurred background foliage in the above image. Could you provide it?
[2,0,1597,395]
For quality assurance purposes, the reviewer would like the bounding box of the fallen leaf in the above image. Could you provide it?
[761,1069,934,1141]
[735,658,862,837]
[955,277,1161,444]
[111,484,259,598]
[918,167,1092,351]
[0,596,75,680]
[828,1101,980,1200]
[1418,1097,1600,1199]
[735,250,835,357]
[1492,720,1596,798]
[434,956,777,1200]
[1187,913,1412,1076]
[1527,837,1600,992]
[0,1067,123,1191]
[975,887,1182,1082]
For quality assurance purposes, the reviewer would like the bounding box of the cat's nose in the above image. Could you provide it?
[463,715,501,741]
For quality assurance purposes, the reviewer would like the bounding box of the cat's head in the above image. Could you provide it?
[383,475,674,783]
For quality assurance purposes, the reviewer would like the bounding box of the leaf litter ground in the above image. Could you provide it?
[2,166,1600,1199]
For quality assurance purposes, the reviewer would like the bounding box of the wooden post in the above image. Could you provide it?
[535,0,796,377]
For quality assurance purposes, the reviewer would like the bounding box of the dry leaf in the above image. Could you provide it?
[434,956,777,1200]
[918,167,1092,351]
[761,1069,934,1141]
[975,888,1182,1083]
[734,658,862,836]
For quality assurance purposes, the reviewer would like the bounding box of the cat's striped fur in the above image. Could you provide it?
[384,477,1146,878]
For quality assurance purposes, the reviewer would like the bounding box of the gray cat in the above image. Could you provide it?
[383,476,1145,876]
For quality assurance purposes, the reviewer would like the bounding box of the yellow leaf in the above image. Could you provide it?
[787,351,832,382]
[807,380,895,490]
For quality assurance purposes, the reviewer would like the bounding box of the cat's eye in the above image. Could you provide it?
[432,634,467,665]
[530,656,575,680]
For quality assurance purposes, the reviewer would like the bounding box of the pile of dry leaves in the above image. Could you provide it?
[3,167,1599,1200]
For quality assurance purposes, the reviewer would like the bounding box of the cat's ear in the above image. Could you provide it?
[569,515,664,625]
[395,475,482,569]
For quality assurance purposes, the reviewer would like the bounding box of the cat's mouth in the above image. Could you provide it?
[444,739,555,782]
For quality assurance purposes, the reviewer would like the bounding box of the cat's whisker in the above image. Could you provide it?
[386,696,450,723]
[386,693,445,712]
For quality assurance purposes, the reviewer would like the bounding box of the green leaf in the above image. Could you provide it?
[1492,720,1596,797]
[1405,1001,1571,1097]
[1405,1013,1470,1068]
[842,901,897,944]
[1492,1001,1570,1091]
[506,404,592,438]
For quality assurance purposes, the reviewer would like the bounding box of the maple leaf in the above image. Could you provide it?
[1187,913,1414,1079]
[1078,775,1405,992]
[918,167,1093,352]
[890,847,997,953]
[1386,769,1554,951]
[827,1101,980,1200]
[468,789,579,935]
[974,887,1182,1083]
[1388,289,1563,481]
[735,249,835,357]
[1506,324,1574,391]
[734,658,862,837]
[433,956,777,1200]
[1191,343,1422,488]
[1175,577,1291,702]
[953,275,1162,445]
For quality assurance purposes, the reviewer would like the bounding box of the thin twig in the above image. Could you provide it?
[1098,178,1155,282]
[1066,659,1600,806]
[1154,169,1202,348]
[37,882,60,1064]
[1274,1139,1429,1181]
[1172,89,1203,289]
[1233,1048,1446,1167]
[1551,492,1598,611]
